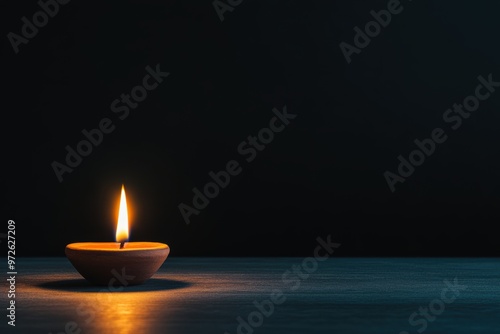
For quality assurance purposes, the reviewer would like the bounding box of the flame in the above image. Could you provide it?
[116,185,129,243]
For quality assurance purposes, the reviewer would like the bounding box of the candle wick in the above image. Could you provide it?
[120,242,125,249]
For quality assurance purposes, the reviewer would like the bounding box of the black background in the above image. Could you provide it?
[2,0,500,257]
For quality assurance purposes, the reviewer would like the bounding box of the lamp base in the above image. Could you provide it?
[65,242,170,286]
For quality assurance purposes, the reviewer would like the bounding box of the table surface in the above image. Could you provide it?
[1,257,499,334]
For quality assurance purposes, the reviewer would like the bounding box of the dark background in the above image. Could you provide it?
[1,0,500,257]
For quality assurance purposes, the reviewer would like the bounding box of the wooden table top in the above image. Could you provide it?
[1,257,499,333]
